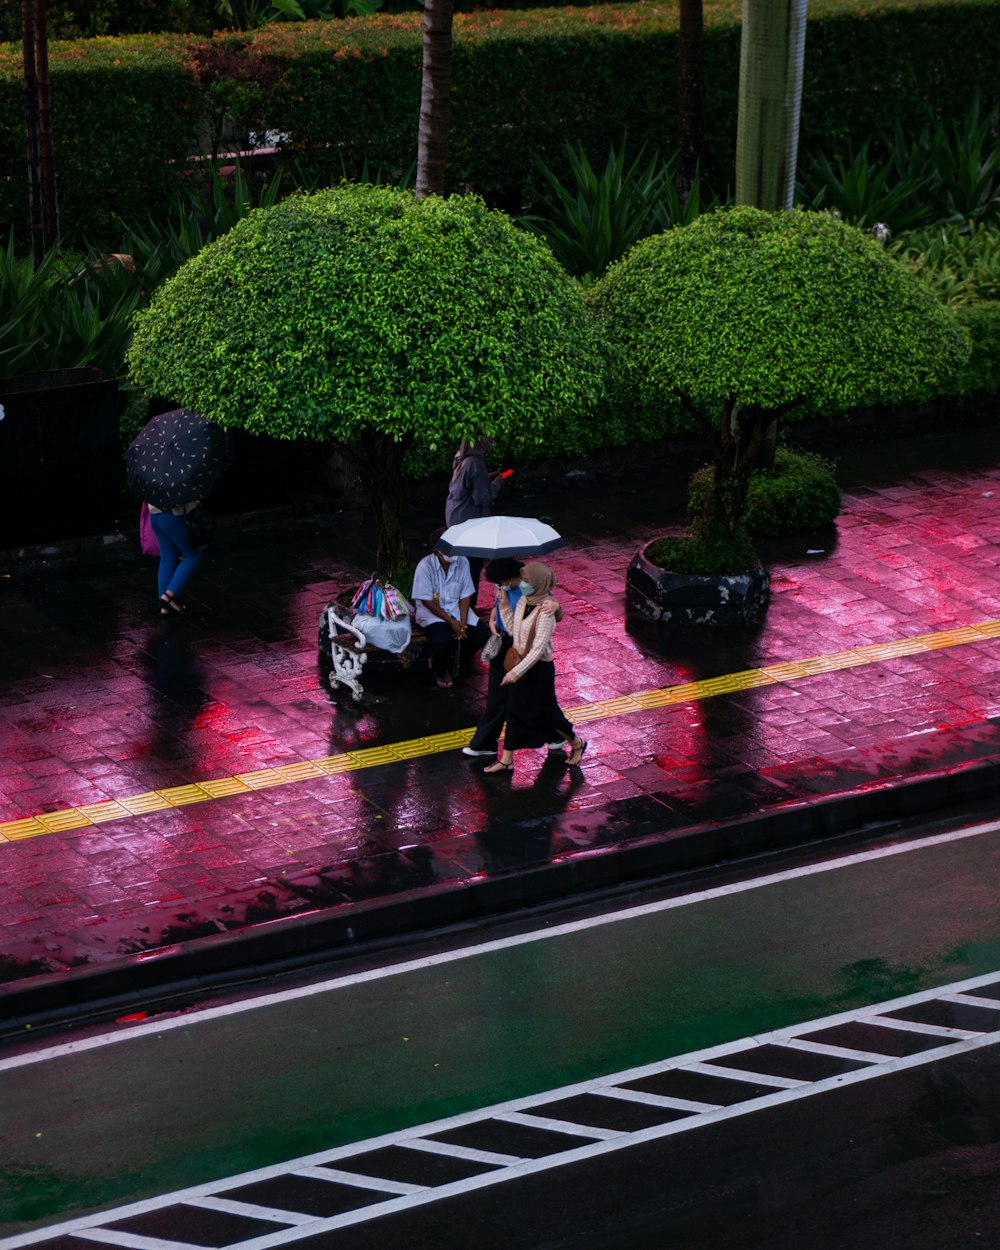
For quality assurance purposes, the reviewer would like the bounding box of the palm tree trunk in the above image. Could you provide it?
[676,0,704,206]
[415,0,454,199]
[735,0,808,211]
[34,0,58,250]
[21,0,44,266]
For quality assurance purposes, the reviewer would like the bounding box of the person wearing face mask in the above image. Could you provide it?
[462,558,563,758]
[483,561,587,772]
[411,528,491,688]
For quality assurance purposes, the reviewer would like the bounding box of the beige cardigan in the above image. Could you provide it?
[497,593,557,682]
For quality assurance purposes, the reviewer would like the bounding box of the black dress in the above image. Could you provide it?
[502,607,573,750]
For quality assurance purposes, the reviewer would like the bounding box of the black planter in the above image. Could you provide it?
[626,543,770,626]
[0,368,120,546]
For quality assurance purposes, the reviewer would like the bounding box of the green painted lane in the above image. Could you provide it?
[3,824,1000,1233]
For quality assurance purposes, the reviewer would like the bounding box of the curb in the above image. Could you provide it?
[2,754,997,1036]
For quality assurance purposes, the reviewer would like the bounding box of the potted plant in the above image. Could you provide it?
[585,206,970,624]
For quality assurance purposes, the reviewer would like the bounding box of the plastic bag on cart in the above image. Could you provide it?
[350,612,412,654]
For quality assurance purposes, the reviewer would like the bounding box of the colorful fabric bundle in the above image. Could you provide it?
[350,578,412,621]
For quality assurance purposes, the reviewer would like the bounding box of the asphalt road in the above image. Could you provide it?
[4,810,1000,1246]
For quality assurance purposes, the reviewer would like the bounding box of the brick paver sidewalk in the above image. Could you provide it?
[3,427,1000,1018]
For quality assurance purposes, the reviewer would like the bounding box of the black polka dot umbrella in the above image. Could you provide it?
[126,408,234,510]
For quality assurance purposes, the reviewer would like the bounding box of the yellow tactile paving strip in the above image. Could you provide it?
[2,620,999,845]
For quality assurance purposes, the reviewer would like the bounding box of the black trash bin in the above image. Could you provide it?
[0,368,120,547]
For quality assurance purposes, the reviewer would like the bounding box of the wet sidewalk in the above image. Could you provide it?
[4,425,1000,1024]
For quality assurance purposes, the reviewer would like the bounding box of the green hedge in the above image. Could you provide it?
[1,0,999,248]
[0,36,201,243]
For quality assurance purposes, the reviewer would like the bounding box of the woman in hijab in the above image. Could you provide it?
[462,558,563,758]
[483,561,587,773]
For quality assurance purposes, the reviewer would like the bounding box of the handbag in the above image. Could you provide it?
[503,645,523,673]
[139,502,159,557]
[184,503,215,549]
[479,633,502,664]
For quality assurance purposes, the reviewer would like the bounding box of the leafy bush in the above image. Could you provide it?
[797,96,1000,235]
[520,139,719,283]
[586,207,968,566]
[893,223,1000,305]
[645,524,758,576]
[0,232,144,377]
[0,36,200,246]
[586,207,970,431]
[5,0,999,251]
[688,449,841,538]
[950,302,1000,395]
[126,185,610,565]
[796,140,934,233]
[906,93,1000,228]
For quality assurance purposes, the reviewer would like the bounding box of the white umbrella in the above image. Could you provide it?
[437,515,565,558]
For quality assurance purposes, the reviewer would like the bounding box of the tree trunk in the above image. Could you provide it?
[34,0,58,250]
[676,0,704,206]
[21,0,44,266]
[415,0,454,199]
[735,0,808,211]
[707,398,767,533]
[339,429,413,573]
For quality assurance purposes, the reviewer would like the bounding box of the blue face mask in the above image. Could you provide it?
[518,580,534,595]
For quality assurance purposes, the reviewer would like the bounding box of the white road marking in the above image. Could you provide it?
[7,970,1000,1250]
[493,1110,621,1141]
[5,816,1000,1073]
[189,1196,307,1224]
[865,1016,981,1038]
[292,1166,424,1195]
[781,1037,891,1063]
[683,1061,807,1089]
[596,1088,722,1113]
[940,992,1000,1009]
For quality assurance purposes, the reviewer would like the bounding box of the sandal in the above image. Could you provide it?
[567,739,588,766]
[159,593,185,616]
[483,759,514,773]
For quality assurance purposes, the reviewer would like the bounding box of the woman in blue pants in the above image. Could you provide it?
[147,500,202,615]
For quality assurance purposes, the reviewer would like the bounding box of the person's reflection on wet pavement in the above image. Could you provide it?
[474,753,586,873]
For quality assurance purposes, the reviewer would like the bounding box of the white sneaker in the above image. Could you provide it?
[547,741,567,753]
[462,746,496,757]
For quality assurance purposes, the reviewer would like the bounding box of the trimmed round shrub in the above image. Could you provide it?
[126,185,610,477]
[951,301,1000,395]
[688,448,841,538]
[585,206,971,430]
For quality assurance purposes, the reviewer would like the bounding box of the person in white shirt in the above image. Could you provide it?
[411,531,491,688]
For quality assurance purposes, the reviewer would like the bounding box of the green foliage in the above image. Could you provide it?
[797,96,1000,235]
[0,36,200,247]
[3,2,1000,250]
[893,224,1000,306]
[116,159,291,293]
[0,232,144,376]
[906,93,1000,228]
[126,186,609,472]
[688,449,841,538]
[645,524,758,576]
[948,302,1000,396]
[585,207,971,432]
[0,162,288,384]
[796,141,934,234]
[520,139,718,283]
